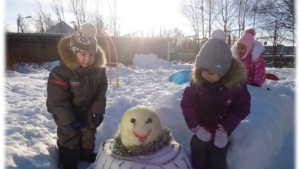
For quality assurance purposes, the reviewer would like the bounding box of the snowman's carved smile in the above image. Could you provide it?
[132,129,152,143]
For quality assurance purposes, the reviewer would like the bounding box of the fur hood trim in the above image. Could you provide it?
[58,35,106,70]
[192,57,246,90]
[231,40,265,62]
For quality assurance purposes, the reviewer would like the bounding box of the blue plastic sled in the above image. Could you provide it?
[168,70,192,84]
[169,70,279,85]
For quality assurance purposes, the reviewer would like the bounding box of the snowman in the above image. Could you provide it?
[94,106,193,169]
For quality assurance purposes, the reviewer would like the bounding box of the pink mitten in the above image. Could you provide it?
[214,124,228,148]
[192,125,212,142]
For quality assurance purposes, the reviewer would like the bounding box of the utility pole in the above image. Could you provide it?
[17,15,31,33]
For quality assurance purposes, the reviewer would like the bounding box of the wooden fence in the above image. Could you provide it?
[6,33,171,69]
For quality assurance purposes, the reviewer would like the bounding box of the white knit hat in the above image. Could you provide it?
[70,23,97,54]
[195,30,232,77]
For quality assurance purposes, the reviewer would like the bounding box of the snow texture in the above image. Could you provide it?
[5,54,295,169]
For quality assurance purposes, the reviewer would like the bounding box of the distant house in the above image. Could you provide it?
[45,21,75,34]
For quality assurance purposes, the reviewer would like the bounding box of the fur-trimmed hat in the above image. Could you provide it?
[236,28,255,59]
[70,23,97,54]
[195,29,232,78]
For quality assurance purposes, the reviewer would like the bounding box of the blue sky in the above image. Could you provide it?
[4,0,192,35]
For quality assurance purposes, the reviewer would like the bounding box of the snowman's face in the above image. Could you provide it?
[120,106,162,147]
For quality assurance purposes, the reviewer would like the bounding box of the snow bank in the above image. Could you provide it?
[132,53,170,69]
[5,57,295,169]
[227,85,294,169]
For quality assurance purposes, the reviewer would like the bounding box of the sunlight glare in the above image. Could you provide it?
[118,0,181,35]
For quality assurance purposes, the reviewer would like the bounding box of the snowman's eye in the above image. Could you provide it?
[131,118,136,124]
[145,118,152,123]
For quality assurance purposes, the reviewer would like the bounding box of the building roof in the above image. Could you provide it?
[45,21,75,34]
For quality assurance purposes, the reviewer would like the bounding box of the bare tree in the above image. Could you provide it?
[257,0,295,46]
[171,28,185,47]
[104,0,121,36]
[238,0,247,36]
[17,14,30,33]
[50,0,65,22]
[161,27,184,44]
[254,0,295,68]
[50,0,66,33]
[180,0,218,52]
[181,0,203,52]
[160,26,171,38]
[34,15,45,33]
[86,1,105,35]
[236,0,251,36]
[206,0,215,37]
[250,0,260,28]
[214,0,239,35]
[181,36,199,54]
[32,0,55,33]
[69,0,87,30]
[198,0,205,39]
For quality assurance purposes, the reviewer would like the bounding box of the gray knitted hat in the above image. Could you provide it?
[70,23,97,54]
[195,30,232,78]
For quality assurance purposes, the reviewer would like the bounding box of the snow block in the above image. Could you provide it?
[168,70,192,84]
[94,139,193,169]
[227,85,294,169]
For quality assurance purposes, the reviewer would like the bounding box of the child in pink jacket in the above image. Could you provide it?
[231,28,266,87]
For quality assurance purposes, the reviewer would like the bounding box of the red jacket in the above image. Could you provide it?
[231,40,266,86]
[241,53,266,86]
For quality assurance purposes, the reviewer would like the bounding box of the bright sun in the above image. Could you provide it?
[118,0,181,35]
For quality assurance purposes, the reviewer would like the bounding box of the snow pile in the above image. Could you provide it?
[132,53,170,69]
[4,55,295,169]
[227,85,294,169]
[10,61,60,74]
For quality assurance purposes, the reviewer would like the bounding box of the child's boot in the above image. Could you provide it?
[64,163,78,169]
[81,148,97,162]
[58,145,80,169]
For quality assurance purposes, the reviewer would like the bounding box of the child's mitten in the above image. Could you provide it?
[94,113,104,127]
[193,125,212,142]
[65,120,85,130]
[214,124,228,148]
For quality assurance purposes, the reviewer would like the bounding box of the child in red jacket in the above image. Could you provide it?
[231,28,266,87]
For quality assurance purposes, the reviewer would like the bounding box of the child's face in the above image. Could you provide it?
[237,43,247,57]
[76,51,95,67]
[200,68,220,83]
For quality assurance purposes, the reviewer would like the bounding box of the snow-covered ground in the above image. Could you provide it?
[5,54,295,169]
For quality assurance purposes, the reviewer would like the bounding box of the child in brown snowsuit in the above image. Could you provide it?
[46,23,107,169]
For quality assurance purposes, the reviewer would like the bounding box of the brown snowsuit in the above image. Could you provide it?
[46,35,107,165]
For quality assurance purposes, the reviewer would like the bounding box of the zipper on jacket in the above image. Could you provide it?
[93,81,96,94]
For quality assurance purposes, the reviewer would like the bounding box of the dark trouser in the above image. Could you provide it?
[190,135,230,169]
[52,112,103,165]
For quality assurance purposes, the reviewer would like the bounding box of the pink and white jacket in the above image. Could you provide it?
[231,40,266,86]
